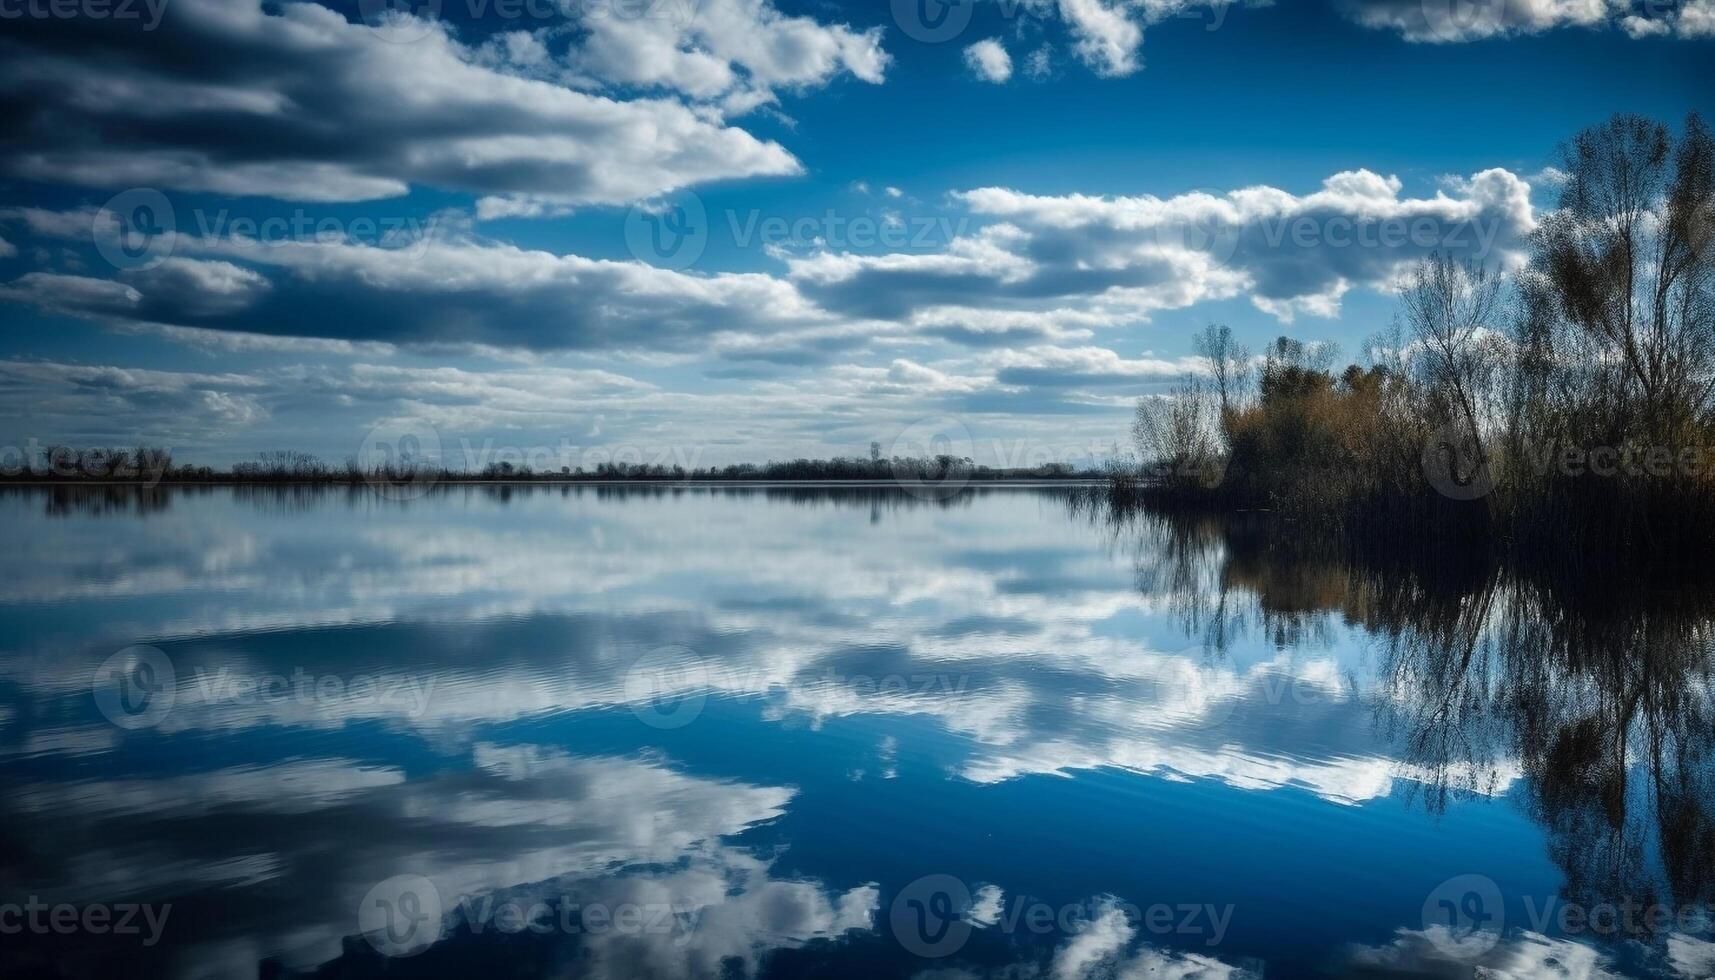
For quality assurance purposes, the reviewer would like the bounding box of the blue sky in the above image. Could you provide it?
[0,0,1709,468]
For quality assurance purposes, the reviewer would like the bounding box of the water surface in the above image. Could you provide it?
[0,486,1710,978]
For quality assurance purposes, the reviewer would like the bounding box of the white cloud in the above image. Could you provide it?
[1342,0,1714,39]
[2,163,1538,373]
[566,0,888,115]
[964,39,1015,82]
[1059,0,1146,75]
[1,217,836,355]
[1025,44,1056,80]
[789,167,1533,326]
[0,0,809,207]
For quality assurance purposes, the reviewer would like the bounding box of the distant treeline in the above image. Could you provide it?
[0,446,1104,485]
[1124,112,1715,569]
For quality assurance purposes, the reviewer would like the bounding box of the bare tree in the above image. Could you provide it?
[1193,322,1251,419]
[1401,252,1504,457]
[1528,112,1715,444]
[1133,376,1221,487]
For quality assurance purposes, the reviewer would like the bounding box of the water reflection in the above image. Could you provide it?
[0,486,1710,978]
[1078,496,1715,975]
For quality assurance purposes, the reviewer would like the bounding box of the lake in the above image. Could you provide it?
[1,485,1710,978]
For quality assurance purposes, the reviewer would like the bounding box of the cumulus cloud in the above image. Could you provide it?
[964,39,1015,82]
[0,214,835,354]
[792,167,1534,326]
[1059,0,1147,75]
[565,0,888,115]
[1341,0,1713,40]
[0,0,808,207]
[1028,0,1250,76]
[0,163,1538,374]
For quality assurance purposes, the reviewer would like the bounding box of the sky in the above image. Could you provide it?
[0,0,1709,470]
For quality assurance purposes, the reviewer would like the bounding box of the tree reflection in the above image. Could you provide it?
[1074,491,1715,922]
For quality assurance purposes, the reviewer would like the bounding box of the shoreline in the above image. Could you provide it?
[0,478,1112,488]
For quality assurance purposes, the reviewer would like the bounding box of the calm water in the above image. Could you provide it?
[1,485,1710,979]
